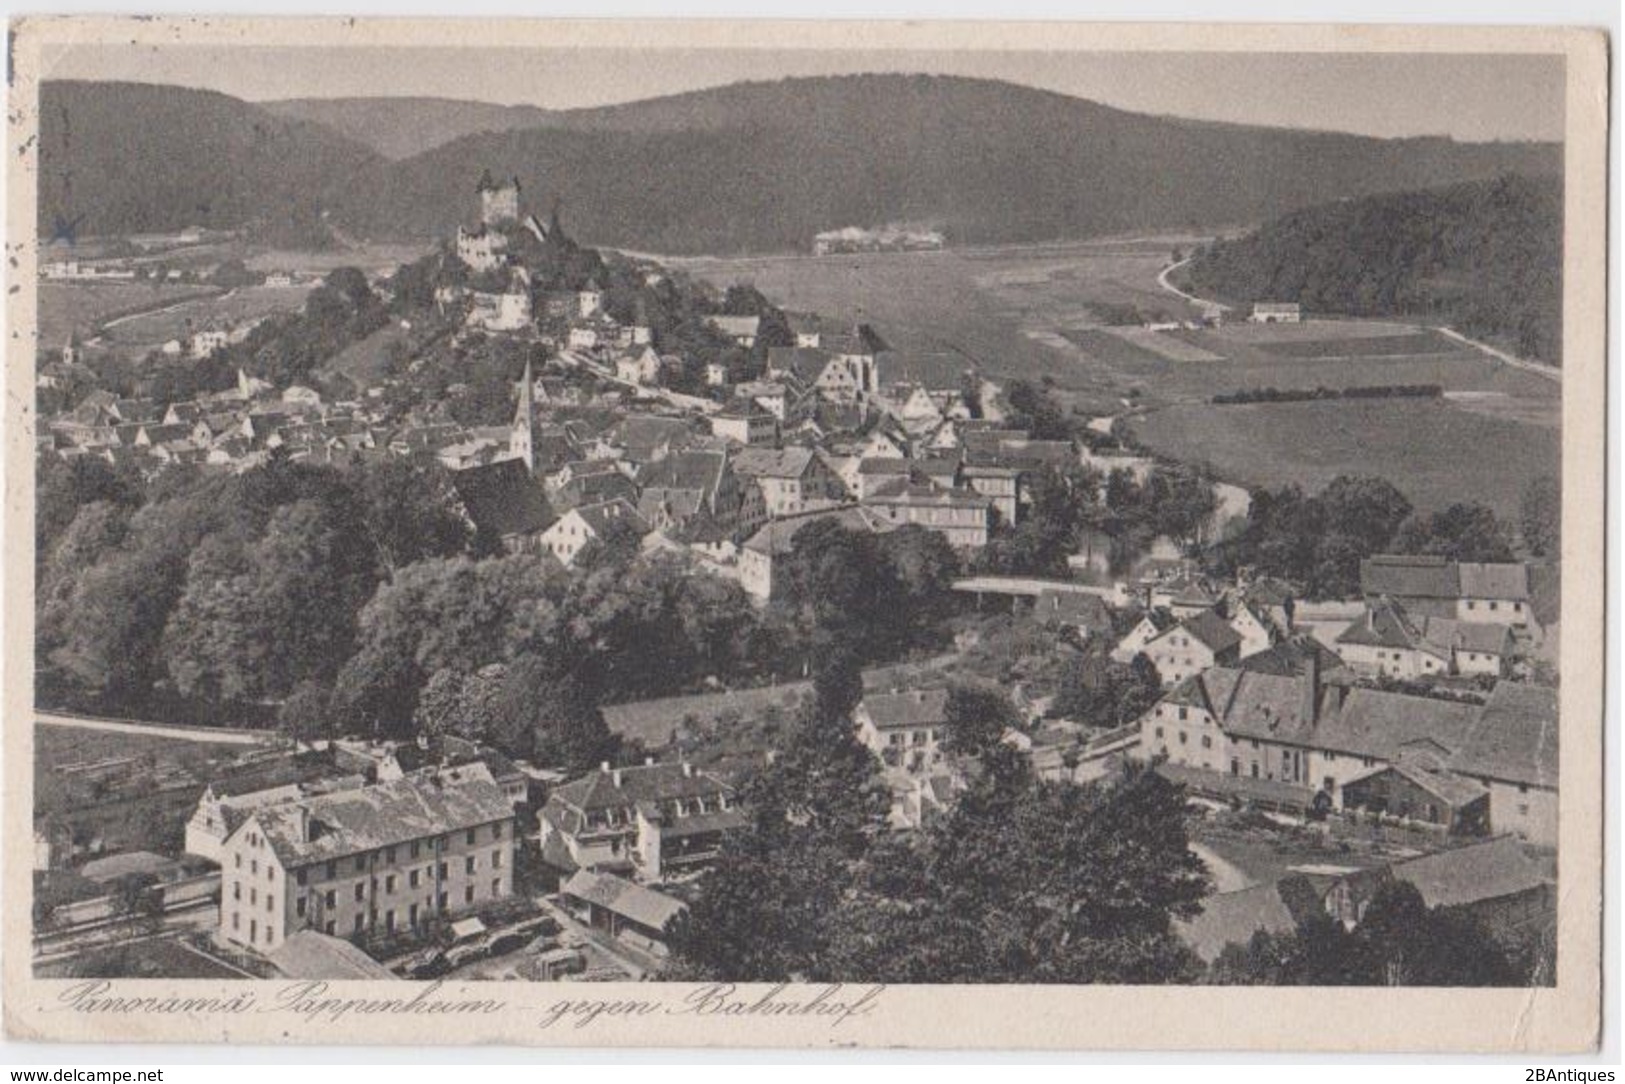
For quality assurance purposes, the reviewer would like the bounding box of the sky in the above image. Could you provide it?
[38,44,1564,142]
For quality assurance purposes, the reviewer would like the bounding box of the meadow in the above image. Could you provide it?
[37,282,221,346]
[670,238,1562,510]
[1128,397,1560,517]
[100,284,314,347]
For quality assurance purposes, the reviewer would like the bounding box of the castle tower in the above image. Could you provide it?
[510,357,536,473]
[477,171,521,227]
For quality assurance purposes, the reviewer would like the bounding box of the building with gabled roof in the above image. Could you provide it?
[1143,608,1244,687]
[1339,754,1490,837]
[538,497,650,567]
[451,457,555,554]
[1336,598,1515,678]
[1360,554,1533,625]
[637,448,749,535]
[1138,656,1556,843]
[855,687,949,770]
[539,760,745,884]
[731,445,844,521]
[218,772,514,953]
[862,478,992,548]
[737,504,894,602]
[705,314,761,347]
[561,869,688,953]
[1324,836,1553,943]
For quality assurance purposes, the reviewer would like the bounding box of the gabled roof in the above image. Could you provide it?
[1387,836,1551,909]
[860,687,949,730]
[1243,576,1297,608]
[732,446,816,480]
[706,314,761,338]
[784,312,822,336]
[270,930,399,981]
[1163,608,1244,655]
[451,458,554,539]
[766,347,835,385]
[1179,668,1313,744]
[562,870,687,932]
[1346,755,1488,809]
[638,450,727,496]
[857,456,912,476]
[1448,683,1557,788]
[865,478,990,509]
[1458,562,1530,601]
[741,505,893,556]
[1360,555,1459,599]
[570,497,650,538]
[607,414,693,456]
[1176,882,1298,963]
[1033,589,1114,630]
[1421,617,1514,658]
[1336,598,1428,651]
[1309,686,1480,762]
[245,774,513,870]
[548,762,731,814]
[1237,637,1349,680]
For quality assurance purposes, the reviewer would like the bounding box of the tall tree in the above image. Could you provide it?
[1519,474,1561,557]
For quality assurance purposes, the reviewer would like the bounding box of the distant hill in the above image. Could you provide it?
[37,81,385,245]
[328,75,1562,253]
[42,75,1563,256]
[261,96,560,160]
[1180,174,1563,365]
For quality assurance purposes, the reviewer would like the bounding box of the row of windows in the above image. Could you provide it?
[885,728,938,747]
[1463,599,1521,613]
[285,825,505,886]
[306,851,505,908]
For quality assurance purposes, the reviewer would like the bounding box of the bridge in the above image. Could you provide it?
[952,575,1117,601]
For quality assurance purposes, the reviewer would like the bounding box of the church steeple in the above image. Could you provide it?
[511,358,536,473]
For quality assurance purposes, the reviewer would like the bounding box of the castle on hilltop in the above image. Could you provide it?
[457,171,550,273]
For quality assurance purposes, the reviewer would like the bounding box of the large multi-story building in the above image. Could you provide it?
[217,772,515,954]
[1136,662,1558,846]
[538,760,747,884]
[862,479,992,548]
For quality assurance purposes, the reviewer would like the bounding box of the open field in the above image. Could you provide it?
[37,282,222,345]
[100,285,313,346]
[1128,397,1560,517]
[1060,327,1176,367]
[1248,331,1469,359]
[638,241,1563,511]
[34,723,294,857]
[666,235,1213,416]
[244,242,432,276]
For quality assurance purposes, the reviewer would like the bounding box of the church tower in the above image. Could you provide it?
[510,358,537,473]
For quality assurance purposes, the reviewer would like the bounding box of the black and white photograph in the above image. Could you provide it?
[3,15,1607,1053]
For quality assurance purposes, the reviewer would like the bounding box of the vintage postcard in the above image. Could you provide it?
[3,16,1607,1051]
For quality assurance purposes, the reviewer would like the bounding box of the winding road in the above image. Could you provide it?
[1155,257,1229,313]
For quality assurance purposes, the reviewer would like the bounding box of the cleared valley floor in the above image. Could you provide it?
[668,237,1561,514]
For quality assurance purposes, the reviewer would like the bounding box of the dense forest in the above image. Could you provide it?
[42,77,1559,254]
[1181,174,1563,365]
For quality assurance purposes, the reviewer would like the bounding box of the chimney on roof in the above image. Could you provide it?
[682,762,694,778]
[1302,649,1321,724]
[293,805,311,843]
[600,761,611,774]
[645,756,655,767]
[612,769,623,787]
